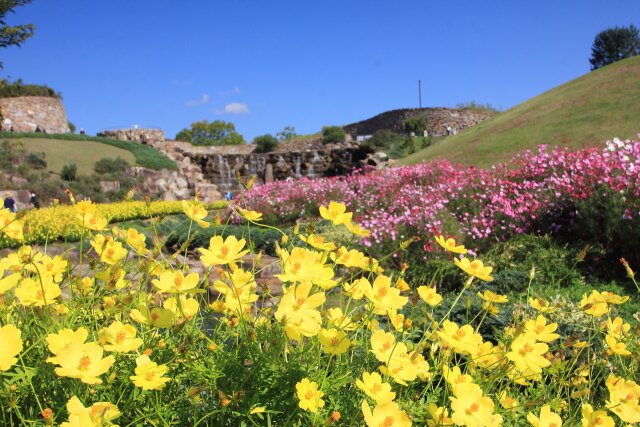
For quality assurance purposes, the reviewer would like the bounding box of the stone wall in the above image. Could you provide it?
[97,128,165,143]
[342,107,494,138]
[0,96,70,133]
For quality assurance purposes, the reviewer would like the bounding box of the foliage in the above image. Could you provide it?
[362,129,410,159]
[175,120,245,146]
[60,163,77,181]
[0,0,34,68]
[252,134,279,154]
[0,132,177,170]
[590,24,640,70]
[455,100,499,113]
[276,125,297,141]
[0,200,638,425]
[404,116,427,135]
[93,157,130,175]
[0,78,60,98]
[321,125,345,144]
[25,151,46,169]
[67,121,76,133]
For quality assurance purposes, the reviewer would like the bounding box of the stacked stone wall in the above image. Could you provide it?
[0,96,70,133]
[97,128,165,143]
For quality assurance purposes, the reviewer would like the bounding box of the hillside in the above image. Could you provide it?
[400,55,640,167]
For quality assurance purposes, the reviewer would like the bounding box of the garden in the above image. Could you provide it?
[0,138,639,426]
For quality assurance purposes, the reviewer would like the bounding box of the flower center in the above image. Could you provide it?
[78,355,91,371]
[383,416,394,426]
[115,331,126,343]
[520,344,533,355]
[455,329,466,339]
[145,371,156,381]
[466,402,479,414]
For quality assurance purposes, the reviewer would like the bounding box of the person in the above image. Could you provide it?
[225,191,233,201]
[79,128,85,135]
[3,193,16,212]
[29,192,40,209]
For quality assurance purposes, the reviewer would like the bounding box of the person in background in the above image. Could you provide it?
[3,193,16,212]
[29,192,40,209]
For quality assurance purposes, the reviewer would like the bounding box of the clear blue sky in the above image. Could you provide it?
[2,1,639,141]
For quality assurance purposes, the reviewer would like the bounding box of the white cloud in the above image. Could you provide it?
[186,94,210,107]
[220,87,241,96]
[223,102,249,114]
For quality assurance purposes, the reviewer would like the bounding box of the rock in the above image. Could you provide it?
[99,181,120,193]
[264,163,274,183]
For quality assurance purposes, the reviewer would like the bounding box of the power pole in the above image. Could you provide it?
[418,80,422,108]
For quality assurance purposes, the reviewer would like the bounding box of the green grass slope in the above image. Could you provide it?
[0,132,177,171]
[400,56,640,167]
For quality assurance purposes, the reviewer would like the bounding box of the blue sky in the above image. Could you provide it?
[2,1,639,141]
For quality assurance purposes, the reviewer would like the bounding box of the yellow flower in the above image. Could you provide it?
[345,221,371,237]
[182,200,210,228]
[100,321,143,353]
[130,355,171,390]
[152,270,200,294]
[370,329,402,362]
[295,378,325,413]
[28,254,68,283]
[0,324,22,371]
[417,286,443,306]
[52,342,115,384]
[122,227,149,254]
[0,269,20,294]
[379,350,419,385]
[427,403,454,427]
[580,290,629,317]
[164,295,199,320]
[527,404,562,427]
[318,328,351,355]
[498,391,519,410]
[46,328,89,358]
[319,201,353,225]
[524,315,560,343]
[606,374,640,423]
[130,303,175,328]
[276,247,336,289]
[356,372,396,404]
[450,383,500,427]
[477,290,508,304]
[529,297,554,313]
[212,268,258,316]
[442,365,474,392]
[326,307,357,331]
[80,212,109,231]
[199,235,249,266]
[274,282,325,340]
[343,277,372,299]
[14,276,61,306]
[435,235,468,254]
[74,200,97,215]
[331,246,367,268]
[454,257,494,281]
[471,341,503,369]
[364,274,408,315]
[0,208,24,241]
[239,208,262,222]
[299,233,336,251]
[362,400,412,427]
[606,316,631,339]
[581,403,614,427]
[505,333,550,378]
[605,334,631,356]
[437,321,483,357]
[60,395,121,427]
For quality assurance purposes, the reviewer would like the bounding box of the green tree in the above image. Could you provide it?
[0,0,35,68]
[253,134,279,153]
[175,120,245,146]
[321,125,345,144]
[404,116,427,135]
[589,25,640,70]
[276,126,297,141]
[60,163,77,181]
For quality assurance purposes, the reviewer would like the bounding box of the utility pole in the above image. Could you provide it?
[418,80,422,108]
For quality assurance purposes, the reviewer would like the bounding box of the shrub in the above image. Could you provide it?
[94,156,130,175]
[404,116,427,135]
[25,152,47,169]
[0,78,61,98]
[67,121,76,133]
[60,163,77,181]
[252,134,279,153]
[321,125,345,144]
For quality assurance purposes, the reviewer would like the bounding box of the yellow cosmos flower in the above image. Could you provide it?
[343,277,372,300]
[527,404,563,427]
[199,235,249,266]
[442,365,474,392]
[529,297,554,313]
[581,403,615,427]
[606,374,640,423]
[606,316,631,338]
[239,208,262,222]
[364,274,408,315]
[319,201,353,225]
[152,270,200,294]
[605,334,631,356]
[130,355,171,390]
[331,246,367,268]
[435,235,468,254]
[326,307,357,331]
[380,350,420,385]
[130,303,175,328]
[506,333,550,377]
[277,247,336,289]
[122,227,149,254]
[345,221,371,237]
[0,324,22,371]
[498,391,519,410]
[0,208,24,241]
[295,378,325,413]
[362,400,412,427]
[437,321,484,357]
[427,403,454,427]
[74,200,97,215]
[580,290,629,317]
[0,270,20,294]
[274,282,325,340]
[46,328,89,359]
[477,290,508,304]
[524,315,560,343]
[27,254,68,283]
[60,395,121,427]
[356,372,396,404]
[299,233,336,251]
[370,329,402,363]
[471,341,503,369]
[450,383,500,427]
[318,328,351,355]
[164,295,199,320]
[454,257,494,281]
[14,276,61,306]
[52,342,115,384]
[213,268,258,316]
[80,212,109,231]
[100,321,143,353]
[416,286,442,306]
[182,200,210,228]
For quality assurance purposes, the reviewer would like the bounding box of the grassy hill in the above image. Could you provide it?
[400,55,640,167]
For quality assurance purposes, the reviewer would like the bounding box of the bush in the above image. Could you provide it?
[0,78,61,98]
[404,116,427,135]
[362,129,407,158]
[94,156,130,175]
[60,163,77,181]
[252,134,279,153]
[321,125,345,144]
[67,121,76,133]
[25,152,47,169]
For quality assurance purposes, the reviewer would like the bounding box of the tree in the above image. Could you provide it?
[276,126,297,141]
[589,25,640,70]
[404,116,427,135]
[175,120,245,146]
[0,0,35,68]
[253,134,279,153]
[321,126,345,144]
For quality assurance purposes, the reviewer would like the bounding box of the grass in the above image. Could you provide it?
[400,55,640,167]
[0,131,177,170]
[14,137,136,175]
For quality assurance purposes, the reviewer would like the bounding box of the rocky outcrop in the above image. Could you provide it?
[97,128,165,143]
[0,96,70,133]
[342,107,494,138]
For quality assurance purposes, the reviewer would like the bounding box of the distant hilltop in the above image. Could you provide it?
[342,107,495,139]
